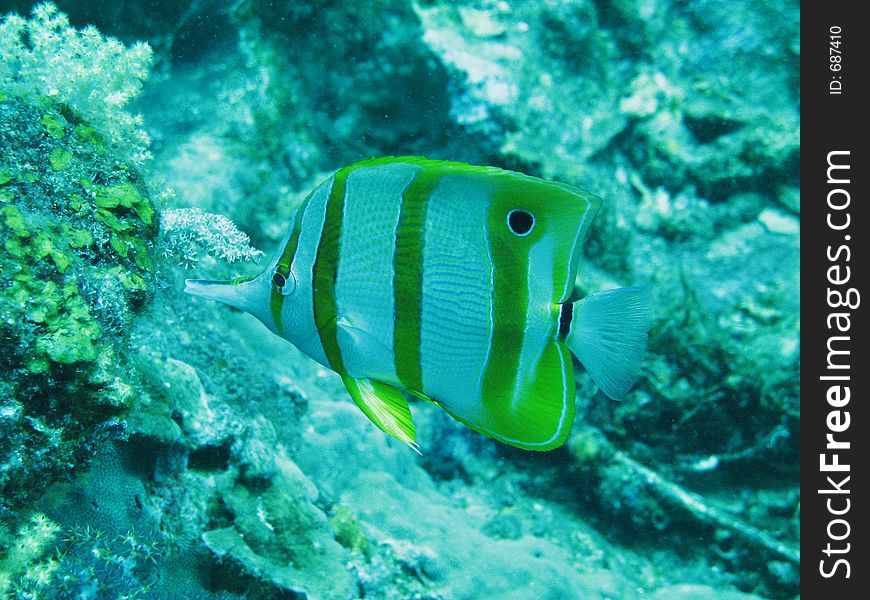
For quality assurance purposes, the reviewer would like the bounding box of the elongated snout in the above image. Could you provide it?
[185,278,246,308]
[184,275,270,318]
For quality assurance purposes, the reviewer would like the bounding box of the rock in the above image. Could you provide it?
[650,584,765,600]
[202,445,355,600]
[758,208,800,235]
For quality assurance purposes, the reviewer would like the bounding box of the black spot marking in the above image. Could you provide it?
[507,209,535,236]
[558,302,573,339]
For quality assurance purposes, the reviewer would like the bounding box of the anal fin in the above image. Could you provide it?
[441,341,576,451]
[341,376,420,454]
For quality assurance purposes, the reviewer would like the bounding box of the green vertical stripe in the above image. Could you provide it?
[270,197,309,334]
[312,169,350,373]
[481,202,532,414]
[393,170,439,392]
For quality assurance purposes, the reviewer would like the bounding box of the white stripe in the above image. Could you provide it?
[563,195,596,299]
[286,177,333,368]
[420,175,493,417]
[334,163,418,381]
[510,234,555,413]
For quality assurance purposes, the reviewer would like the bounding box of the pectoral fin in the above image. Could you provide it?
[341,376,420,453]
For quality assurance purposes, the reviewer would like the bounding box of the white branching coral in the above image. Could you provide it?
[160,208,263,268]
[0,2,153,163]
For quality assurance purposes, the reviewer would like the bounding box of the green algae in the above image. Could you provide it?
[40,112,66,137]
[94,207,133,232]
[48,147,73,170]
[94,182,155,225]
[331,504,372,558]
[0,92,158,514]
[1,204,28,235]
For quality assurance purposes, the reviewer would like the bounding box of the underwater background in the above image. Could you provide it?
[0,1,799,598]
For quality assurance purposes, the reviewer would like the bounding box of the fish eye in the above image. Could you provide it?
[271,269,296,296]
[507,209,535,236]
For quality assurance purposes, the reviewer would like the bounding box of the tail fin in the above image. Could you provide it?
[566,286,652,399]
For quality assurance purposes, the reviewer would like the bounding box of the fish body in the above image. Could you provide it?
[186,156,651,451]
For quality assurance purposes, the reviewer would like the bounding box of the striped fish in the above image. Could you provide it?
[185,157,651,452]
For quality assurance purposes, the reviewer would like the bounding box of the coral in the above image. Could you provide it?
[416,0,627,180]
[480,512,523,541]
[0,50,157,512]
[34,439,231,599]
[201,442,355,599]
[0,513,61,595]
[0,2,153,163]
[128,353,234,448]
[1,518,162,599]
[230,0,452,165]
[649,584,763,600]
[160,207,263,268]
